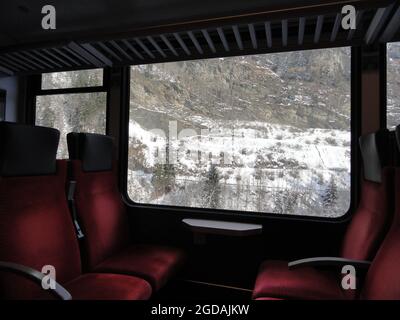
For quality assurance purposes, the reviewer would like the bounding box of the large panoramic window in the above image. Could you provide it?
[387,42,400,129]
[128,48,351,217]
[35,69,107,158]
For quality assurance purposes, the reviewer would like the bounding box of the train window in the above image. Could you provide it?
[41,69,103,90]
[35,69,107,158]
[387,42,400,129]
[128,47,351,217]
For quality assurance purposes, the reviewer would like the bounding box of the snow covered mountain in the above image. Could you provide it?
[126,47,356,217]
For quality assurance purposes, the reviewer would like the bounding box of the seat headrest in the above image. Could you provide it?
[359,129,394,183]
[67,132,114,172]
[0,121,59,177]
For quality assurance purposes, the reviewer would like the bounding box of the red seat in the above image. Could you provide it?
[67,132,184,292]
[360,170,400,299]
[65,273,151,300]
[359,125,400,299]
[253,261,351,300]
[253,129,396,300]
[0,122,152,300]
[94,244,184,291]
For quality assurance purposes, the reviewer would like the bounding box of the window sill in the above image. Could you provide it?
[182,218,262,237]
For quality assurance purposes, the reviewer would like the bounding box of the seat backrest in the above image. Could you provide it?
[340,129,395,261]
[67,132,129,269]
[0,122,81,299]
[361,126,400,299]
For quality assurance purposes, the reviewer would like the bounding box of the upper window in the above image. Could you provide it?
[387,42,400,129]
[35,69,107,158]
[128,48,351,218]
[41,69,103,90]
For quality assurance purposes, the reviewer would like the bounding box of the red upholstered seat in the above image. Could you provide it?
[0,123,152,300]
[67,133,184,292]
[0,161,81,281]
[65,273,151,300]
[360,169,400,299]
[68,162,130,269]
[355,126,400,299]
[0,167,152,300]
[253,170,393,300]
[94,244,185,291]
[252,261,351,300]
[253,130,395,300]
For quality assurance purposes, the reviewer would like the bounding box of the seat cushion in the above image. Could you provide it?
[65,273,152,300]
[94,244,185,291]
[252,260,352,300]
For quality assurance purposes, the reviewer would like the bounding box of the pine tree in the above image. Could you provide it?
[274,189,300,214]
[322,176,338,207]
[152,163,176,196]
[204,164,221,209]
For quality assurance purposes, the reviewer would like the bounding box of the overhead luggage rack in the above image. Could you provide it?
[0,0,399,77]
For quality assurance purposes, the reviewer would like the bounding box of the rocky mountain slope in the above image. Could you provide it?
[130,48,351,132]
[128,47,354,217]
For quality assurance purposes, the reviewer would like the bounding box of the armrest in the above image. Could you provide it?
[288,257,372,270]
[0,261,72,300]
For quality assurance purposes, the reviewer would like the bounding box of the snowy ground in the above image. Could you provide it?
[127,119,351,217]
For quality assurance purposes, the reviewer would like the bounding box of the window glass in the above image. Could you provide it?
[128,48,351,217]
[36,92,106,158]
[41,69,103,90]
[387,42,400,129]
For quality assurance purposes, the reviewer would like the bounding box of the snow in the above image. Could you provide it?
[127,119,350,217]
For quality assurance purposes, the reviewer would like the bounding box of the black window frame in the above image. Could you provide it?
[29,68,110,134]
[121,46,361,223]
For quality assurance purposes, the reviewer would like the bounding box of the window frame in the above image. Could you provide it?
[121,47,361,222]
[30,68,110,134]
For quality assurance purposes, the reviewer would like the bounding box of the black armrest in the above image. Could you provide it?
[0,261,72,300]
[288,257,372,270]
